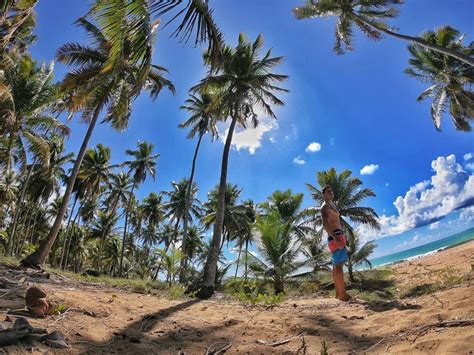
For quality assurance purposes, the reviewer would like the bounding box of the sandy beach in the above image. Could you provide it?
[1,241,473,354]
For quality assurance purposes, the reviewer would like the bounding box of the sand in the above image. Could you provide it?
[1,241,473,354]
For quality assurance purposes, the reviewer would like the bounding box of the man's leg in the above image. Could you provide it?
[333,264,350,301]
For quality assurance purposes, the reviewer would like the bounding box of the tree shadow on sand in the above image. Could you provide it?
[361,299,422,312]
[74,298,237,353]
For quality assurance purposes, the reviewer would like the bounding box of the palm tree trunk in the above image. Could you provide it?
[59,194,79,269]
[6,160,36,256]
[6,121,53,256]
[234,243,242,279]
[98,194,120,271]
[357,15,474,66]
[199,115,238,298]
[118,182,136,277]
[244,238,249,281]
[64,214,81,270]
[179,132,204,283]
[348,257,355,283]
[21,105,102,267]
[14,205,34,255]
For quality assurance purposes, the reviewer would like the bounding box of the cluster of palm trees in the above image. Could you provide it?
[1,0,472,299]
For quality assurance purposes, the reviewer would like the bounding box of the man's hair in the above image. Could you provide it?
[322,185,332,193]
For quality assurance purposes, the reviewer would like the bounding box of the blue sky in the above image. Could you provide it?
[30,1,474,259]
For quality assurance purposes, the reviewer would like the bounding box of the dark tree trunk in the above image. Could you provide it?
[179,132,203,283]
[118,182,136,277]
[198,115,238,299]
[22,105,102,268]
[59,195,79,269]
[357,15,474,66]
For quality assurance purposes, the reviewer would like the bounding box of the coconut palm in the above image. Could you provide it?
[90,209,119,270]
[293,0,474,66]
[249,211,304,294]
[0,170,18,226]
[60,144,112,268]
[28,135,73,203]
[0,0,37,54]
[347,233,377,282]
[1,55,68,255]
[163,178,202,252]
[179,91,219,281]
[102,236,121,276]
[305,168,380,254]
[259,189,313,240]
[22,2,174,267]
[233,199,257,280]
[155,247,182,286]
[141,192,164,252]
[405,26,474,131]
[119,141,160,276]
[194,33,288,298]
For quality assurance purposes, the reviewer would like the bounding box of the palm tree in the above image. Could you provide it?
[22,3,174,267]
[141,192,164,253]
[155,247,182,286]
[119,141,160,276]
[249,211,304,294]
[0,0,37,54]
[194,33,288,298]
[179,91,219,281]
[306,168,380,254]
[1,55,68,255]
[293,0,474,66]
[90,210,119,270]
[0,170,18,226]
[27,135,73,204]
[346,232,376,282]
[102,236,121,276]
[405,26,474,131]
[163,179,202,249]
[233,199,256,280]
[60,144,112,269]
[259,189,313,240]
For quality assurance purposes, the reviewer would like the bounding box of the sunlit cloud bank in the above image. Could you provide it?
[357,154,474,240]
[219,116,278,155]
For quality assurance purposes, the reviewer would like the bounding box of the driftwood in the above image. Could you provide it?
[256,332,304,347]
[0,317,47,346]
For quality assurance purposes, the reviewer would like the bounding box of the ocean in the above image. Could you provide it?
[367,227,474,269]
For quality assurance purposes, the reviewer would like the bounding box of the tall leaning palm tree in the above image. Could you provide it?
[118,141,160,277]
[193,33,288,298]
[22,2,174,267]
[405,26,474,131]
[293,0,474,66]
[305,168,380,257]
[178,91,219,282]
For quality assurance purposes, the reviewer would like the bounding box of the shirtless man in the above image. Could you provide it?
[321,185,350,301]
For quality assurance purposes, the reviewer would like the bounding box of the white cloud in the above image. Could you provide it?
[429,221,440,230]
[219,116,277,155]
[465,162,474,171]
[464,153,473,161]
[330,138,335,146]
[360,164,379,175]
[370,154,474,238]
[293,156,306,165]
[305,142,321,153]
[385,183,389,187]
[269,137,276,143]
[460,206,474,221]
